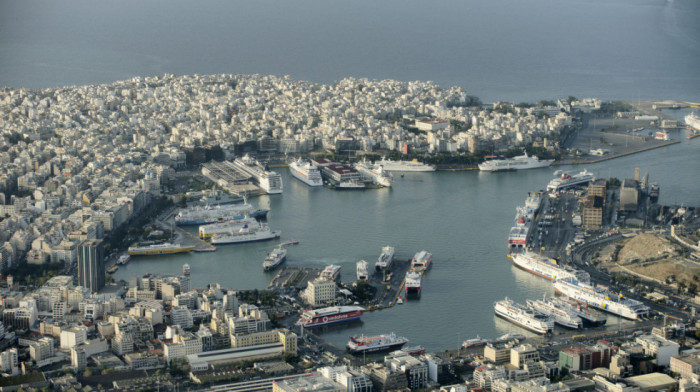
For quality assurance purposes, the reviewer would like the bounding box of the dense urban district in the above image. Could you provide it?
[0,74,699,392]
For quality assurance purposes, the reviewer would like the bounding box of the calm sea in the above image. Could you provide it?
[1,0,699,103]
[114,134,699,351]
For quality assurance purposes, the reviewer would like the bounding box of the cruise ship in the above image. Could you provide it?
[298,305,365,328]
[128,242,195,256]
[376,158,436,172]
[512,252,590,282]
[232,154,283,194]
[553,278,650,320]
[355,161,393,187]
[347,333,409,354]
[210,226,281,245]
[347,333,408,354]
[546,170,595,192]
[494,297,554,334]
[263,247,287,271]
[685,112,700,132]
[356,260,369,281]
[411,250,433,273]
[405,271,422,294]
[375,246,395,271]
[198,217,261,239]
[175,204,268,225]
[527,296,582,329]
[479,152,554,172]
[320,265,341,281]
[289,159,323,186]
[551,296,607,326]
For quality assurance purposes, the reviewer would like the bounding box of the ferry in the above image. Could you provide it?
[507,205,535,252]
[546,170,595,192]
[655,130,670,141]
[405,271,422,295]
[685,112,700,132]
[210,226,281,245]
[399,345,426,356]
[375,246,395,271]
[189,189,242,206]
[512,252,589,282]
[494,297,554,334]
[232,154,283,194]
[479,152,554,172]
[462,336,490,348]
[320,265,341,281]
[411,250,433,273]
[117,254,130,265]
[289,159,323,186]
[356,260,369,281]
[494,333,526,343]
[553,278,650,320]
[175,204,268,226]
[198,217,261,239]
[128,242,195,256]
[649,183,660,204]
[182,263,191,276]
[355,161,393,187]
[263,247,287,271]
[377,158,436,172]
[347,333,408,354]
[551,296,607,326]
[527,295,582,329]
[298,305,365,328]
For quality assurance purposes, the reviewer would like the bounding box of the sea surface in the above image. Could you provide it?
[115,133,700,351]
[1,0,699,103]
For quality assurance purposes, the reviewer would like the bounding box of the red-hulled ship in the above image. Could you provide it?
[298,305,365,328]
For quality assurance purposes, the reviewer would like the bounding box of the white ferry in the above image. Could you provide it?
[527,296,582,329]
[550,296,607,326]
[685,112,700,132]
[347,333,408,354]
[479,152,554,172]
[377,158,436,172]
[405,270,422,294]
[553,278,650,320]
[355,161,393,187]
[546,170,595,192]
[375,246,395,271]
[512,252,589,282]
[321,265,341,281]
[198,217,261,239]
[494,297,553,334]
[356,260,369,281]
[411,250,433,273]
[211,226,281,245]
[128,242,195,256]
[263,247,287,271]
[232,154,283,194]
[289,159,323,186]
[175,203,268,225]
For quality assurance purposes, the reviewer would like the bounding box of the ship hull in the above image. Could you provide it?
[211,230,281,245]
[289,167,323,186]
[553,280,648,320]
[128,246,194,256]
[301,309,365,328]
[176,209,268,226]
[348,341,407,354]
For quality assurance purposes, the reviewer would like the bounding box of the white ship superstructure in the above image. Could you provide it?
[175,203,268,225]
[232,154,283,194]
[512,252,589,282]
[405,271,422,294]
[355,161,393,187]
[494,297,553,334]
[551,296,607,326]
[554,278,650,320]
[547,170,595,192]
[527,296,582,329]
[411,250,433,273]
[686,113,700,132]
[289,159,323,186]
[375,246,395,271]
[211,226,281,245]
[377,158,436,172]
[479,152,554,172]
[198,217,261,238]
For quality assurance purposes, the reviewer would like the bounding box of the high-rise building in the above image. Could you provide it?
[78,239,105,293]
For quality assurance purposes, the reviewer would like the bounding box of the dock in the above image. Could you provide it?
[267,267,322,290]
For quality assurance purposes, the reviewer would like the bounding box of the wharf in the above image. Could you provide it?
[365,258,412,310]
[267,267,322,290]
[553,140,680,165]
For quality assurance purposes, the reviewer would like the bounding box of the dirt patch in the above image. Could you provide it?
[617,233,679,264]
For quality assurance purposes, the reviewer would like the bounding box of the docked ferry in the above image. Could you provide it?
[546,170,595,192]
[198,217,261,239]
[507,206,534,252]
[405,271,422,294]
[551,296,607,326]
[375,246,395,271]
[377,158,436,172]
[289,159,323,186]
[494,297,554,334]
[263,247,287,271]
[512,252,589,282]
[553,278,650,320]
[411,250,433,273]
[355,161,393,187]
[210,226,281,245]
[128,242,195,256]
[298,305,365,328]
[479,152,554,172]
[320,265,341,281]
[347,333,408,354]
[356,260,369,281]
[232,154,283,194]
[527,296,582,329]
[175,204,268,225]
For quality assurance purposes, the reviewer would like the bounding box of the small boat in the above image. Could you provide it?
[117,254,130,265]
[182,263,191,276]
[107,265,119,274]
[396,296,404,304]
[280,239,300,247]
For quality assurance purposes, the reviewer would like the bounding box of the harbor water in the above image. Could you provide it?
[115,135,700,352]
